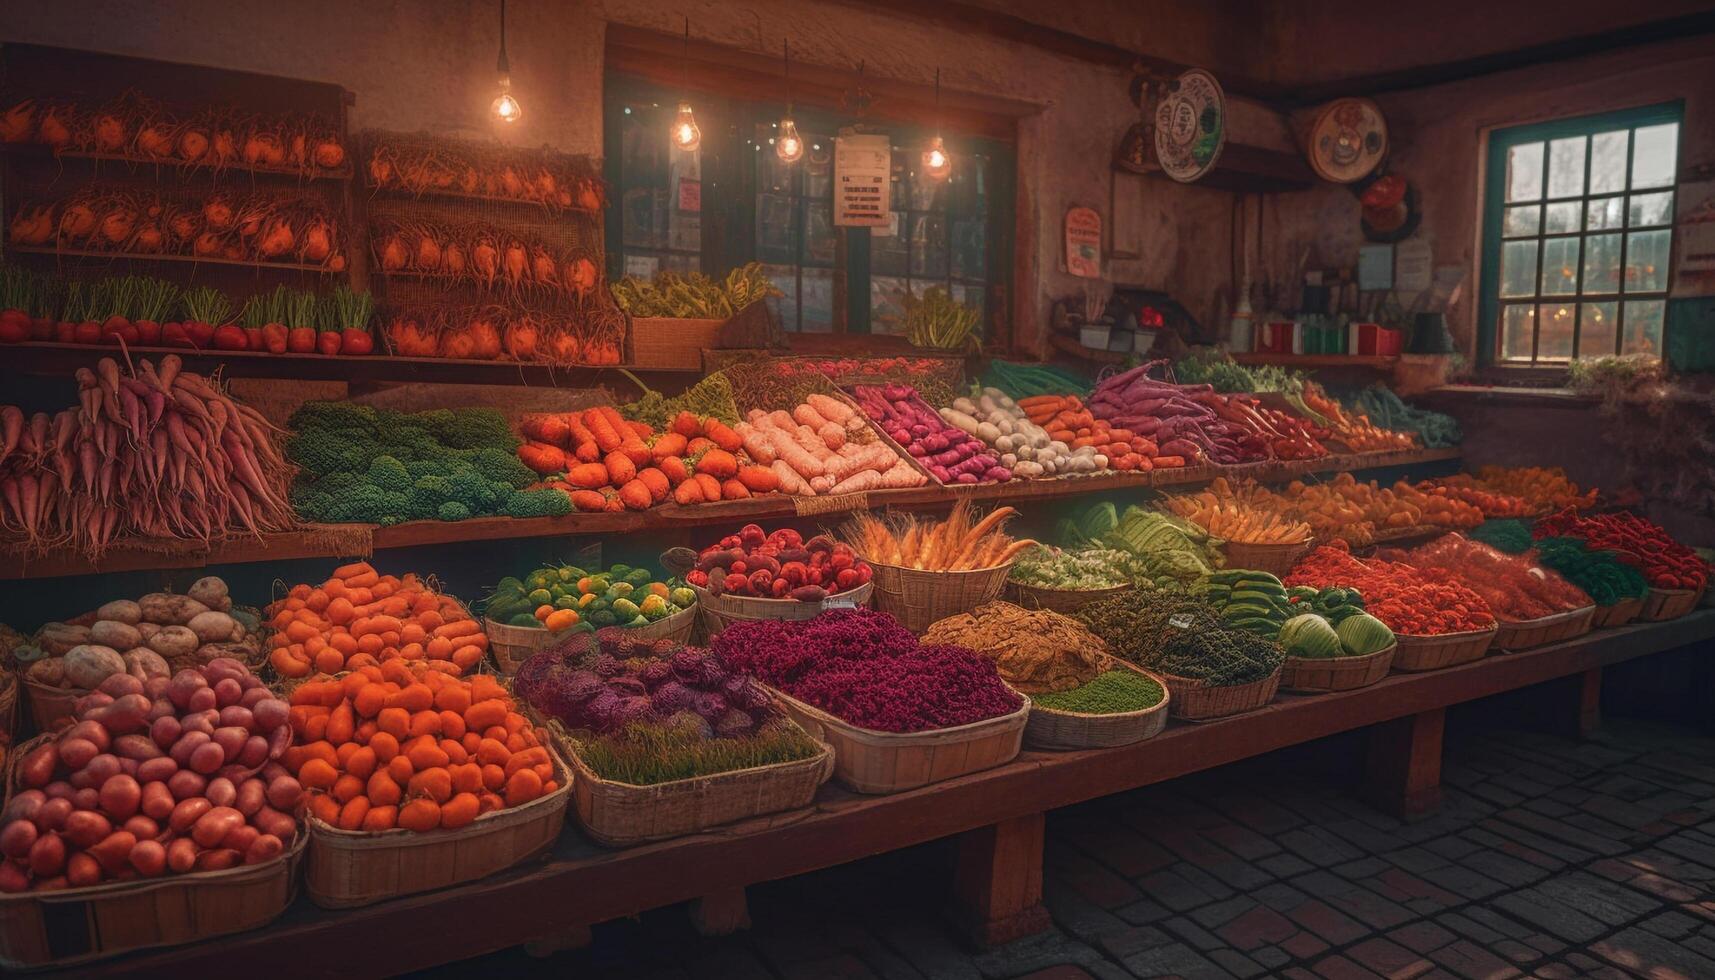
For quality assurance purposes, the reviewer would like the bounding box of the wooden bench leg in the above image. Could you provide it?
[689,887,751,936]
[523,924,592,957]
[1570,667,1602,738]
[951,812,1052,947]
[1364,708,1445,820]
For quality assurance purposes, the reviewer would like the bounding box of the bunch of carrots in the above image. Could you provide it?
[518,407,779,511]
[839,501,1039,570]
[1015,394,1182,470]
[266,562,487,678]
[1472,466,1598,513]
[1159,482,1314,545]
[1415,476,1535,518]
[1297,383,1417,453]
[285,660,556,833]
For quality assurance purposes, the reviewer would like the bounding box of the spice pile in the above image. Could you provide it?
[1075,590,1283,687]
[922,602,1105,694]
[712,609,1021,733]
[1031,671,1164,714]
[1380,535,1591,622]
[1534,508,1709,591]
[1286,544,1496,635]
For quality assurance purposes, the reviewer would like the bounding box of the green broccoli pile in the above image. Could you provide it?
[286,403,570,525]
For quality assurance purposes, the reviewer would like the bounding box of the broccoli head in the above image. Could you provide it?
[468,446,536,490]
[445,469,501,512]
[404,459,444,480]
[288,401,378,433]
[285,431,353,477]
[322,484,388,523]
[437,501,474,522]
[500,488,573,519]
[407,476,453,520]
[316,471,362,494]
[434,408,518,451]
[365,455,412,494]
[289,483,333,522]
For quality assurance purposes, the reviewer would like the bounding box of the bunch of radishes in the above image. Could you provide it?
[0,658,302,892]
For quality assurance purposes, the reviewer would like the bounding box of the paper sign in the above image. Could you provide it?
[677,178,701,213]
[1358,244,1394,291]
[1065,206,1102,278]
[834,134,891,227]
[1394,238,1433,292]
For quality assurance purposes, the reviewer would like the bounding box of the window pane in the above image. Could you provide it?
[1506,141,1544,202]
[1501,304,1536,361]
[1627,191,1674,227]
[872,214,908,277]
[951,218,987,280]
[1547,137,1587,198]
[907,214,948,278]
[870,276,909,334]
[762,264,798,331]
[803,202,836,266]
[755,193,796,265]
[1585,196,1624,231]
[1544,201,1581,234]
[1622,299,1664,355]
[1630,123,1678,189]
[1538,303,1576,360]
[1625,229,1670,292]
[1589,131,1629,194]
[1500,240,1538,298]
[1540,237,1581,296]
[1581,234,1621,293]
[1577,301,1618,358]
[1503,205,1540,237]
[800,268,835,334]
[949,284,986,334]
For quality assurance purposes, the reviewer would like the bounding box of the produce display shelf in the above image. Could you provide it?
[1048,333,1131,364]
[1,342,698,387]
[0,449,1462,581]
[57,609,1715,980]
[367,183,601,215]
[1232,352,1399,369]
[1,142,353,181]
[7,244,338,274]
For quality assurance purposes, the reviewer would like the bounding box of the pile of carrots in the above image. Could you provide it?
[1159,480,1313,545]
[285,660,557,833]
[1415,476,1535,518]
[266,562,487,679]
[1472,466,1598,513]
[518,407,779,510]
[1015,394,1184,471]
[1297,384,1417,453]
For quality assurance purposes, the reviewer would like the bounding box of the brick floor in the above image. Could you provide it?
[418,720,1715,979]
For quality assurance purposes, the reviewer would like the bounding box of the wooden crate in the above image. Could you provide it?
[768,687,1028,795]
[630,316,725,370]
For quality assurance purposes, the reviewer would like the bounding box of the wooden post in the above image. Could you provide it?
[688,888,751,936]
[1364,708,1445,820]
[951,812,1051,947]
[1571,667,1602,738]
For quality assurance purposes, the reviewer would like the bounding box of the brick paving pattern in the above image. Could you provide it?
[422,721,1715,979]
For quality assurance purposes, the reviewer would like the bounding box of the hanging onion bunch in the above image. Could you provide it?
[370,218,598,304]
[381,303,623,366]
[11,188,344,269]
[364,132,605,212]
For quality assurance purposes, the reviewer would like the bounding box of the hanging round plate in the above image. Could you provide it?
[1154,69,1225,183]
[1307,98,1388,184]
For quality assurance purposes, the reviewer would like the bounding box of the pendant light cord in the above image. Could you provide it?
[496,0,510,74]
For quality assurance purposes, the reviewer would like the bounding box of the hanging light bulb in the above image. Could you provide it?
[922,68,951,180]
[776,39,804,164]
[672,101,702,151]
[490,0,521,123]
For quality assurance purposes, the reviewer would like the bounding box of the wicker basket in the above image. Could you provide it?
[1005,582,1130,614]
[0,673,15,742]
[1281,644,1397,693]
[1641,585,1704,622]
[553,718,834,847]
[768,687,1028,794]
[303,746,573,908]
[1493,606,1596,652]
[485,603,698,675]
[690,582,872,637]
[866,561,1013,634]
[1590,596,1644,629]
[21,679,82,735]
[1021,660,1171,751]
[630,316,726,370]
[1156,668,1281,721]
[1391,626,1496,672]
[1222,540,1311,578]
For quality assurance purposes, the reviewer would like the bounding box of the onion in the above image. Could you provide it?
[300,221,331,262]
[193,232,224,256]
[242,131,283,167]
[167,210,199,242]
[379,235,408,271]
[313,141,344,170]
[367,151,392,186]
[100,206,137,245]
[414,231,441,272]
[203,197,234,230]
[93,114,128,153]
[257,217,294,258]
[132,224,164,252]
[58,203,97,240]
[209,130,236,164]
[473,239,498,284]
[178,128,209,162]
[38,106,72,149]
[0,99,37,143]
[457,166,479,194]
[502,241,527,288]
[531,247,559,289]
[499,167,524,197]
[442,241,466,276]
[137,125,174,158]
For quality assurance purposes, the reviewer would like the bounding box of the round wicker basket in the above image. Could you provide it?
[690,582,873,637]
[1590,596,1644,629]
[1222,540,1311,578]
[1280,644,1396,693]
[865,561,1013,633]
[1391,626,1496,672]
[485,604,698,675]
[1005,581,1130,614]
[1640,585,1704,622]
[1019,660,1171,751]
[1156,668,1281,721]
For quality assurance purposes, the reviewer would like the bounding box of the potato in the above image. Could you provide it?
[193,642,254,666]
[187,576,232,613]
[25,657,67,688]
[135,621,161,641]
[90,620,143,652]
[95,599,143,625]
[138,593,209,626]
[186,611,242,644]
[146,626,199,661]
[64,644,126,689]
[123,648,171,681]
[36,622,91,657]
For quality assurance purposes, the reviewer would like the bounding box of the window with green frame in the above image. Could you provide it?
[604,76,1012,337]
[1480,103,1682,366]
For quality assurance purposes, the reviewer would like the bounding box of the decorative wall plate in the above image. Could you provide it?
[1154,69,1225,183]
[1308,97,1388,184]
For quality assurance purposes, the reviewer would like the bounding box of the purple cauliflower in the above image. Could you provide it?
[650,680,696,715]
[691,690,729,723]
[638,659,674,689]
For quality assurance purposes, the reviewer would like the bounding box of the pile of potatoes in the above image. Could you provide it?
[25,578,260,694]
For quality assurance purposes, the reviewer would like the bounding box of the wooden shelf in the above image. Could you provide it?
[57,609,1715,980]
[2,142,351,181]
[7,245,340,274]
[368,184,598,216]
[0,448,1461,581]
[1232,352,1399,369]
[1135,142,1317,195]
[1049,332,1131,364]
[0,342,694,388]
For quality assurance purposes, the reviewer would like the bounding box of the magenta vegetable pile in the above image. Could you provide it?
[0,659,302,892]
[711,609,1021,733]
[850,383,1011,484]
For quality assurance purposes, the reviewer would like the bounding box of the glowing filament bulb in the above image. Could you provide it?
[777,117,804,163]
[672,102,702,151]
[922,136,951,179]
[491,75,521,123]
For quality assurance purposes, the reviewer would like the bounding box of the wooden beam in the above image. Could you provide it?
[1363,708,1445,820]
[952,813,1052,946]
